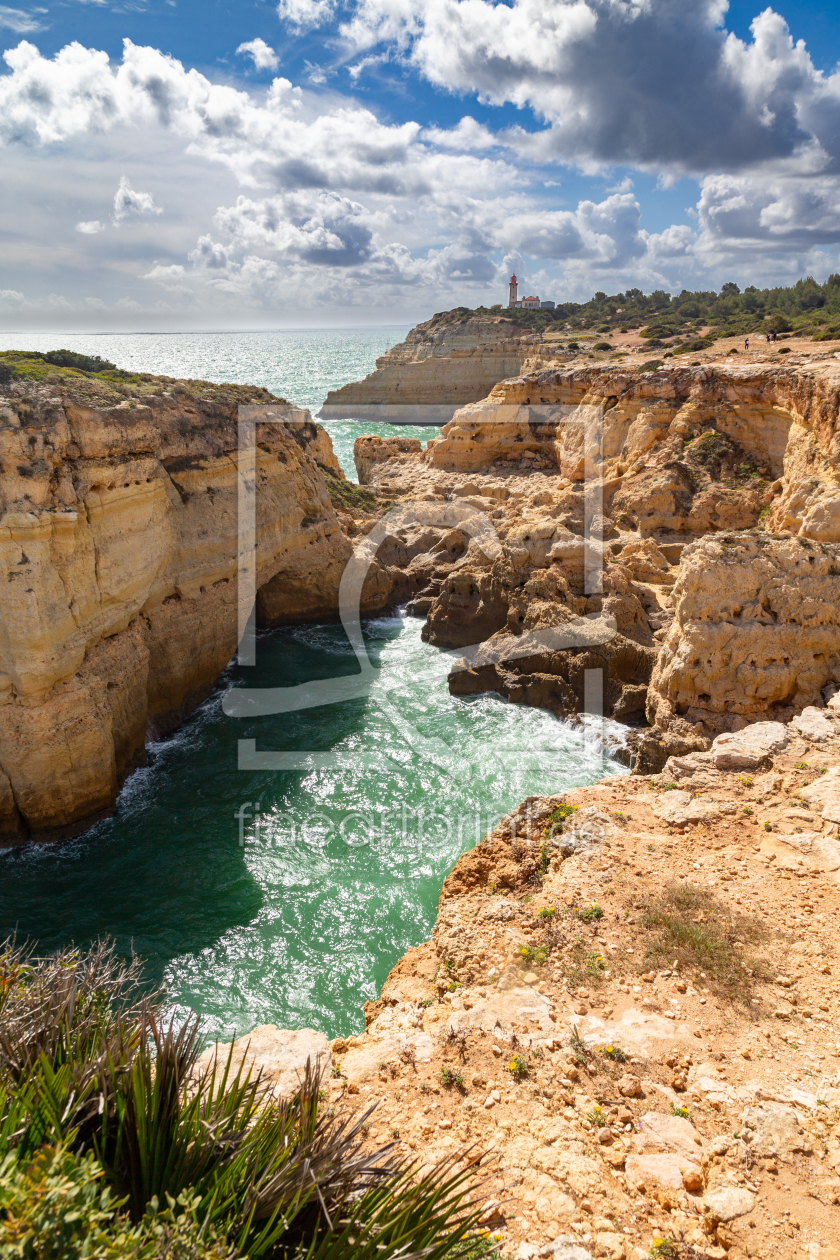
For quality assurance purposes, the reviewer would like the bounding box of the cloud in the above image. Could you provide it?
[236,38,279,71]
[343,0,840,177]
[113,174,163,223]
[2,16,840,320]
[695,166,840,265]
[276,0,334,31]
[0,6,41,33]
[422,116,497,150]
[0,288,25,306]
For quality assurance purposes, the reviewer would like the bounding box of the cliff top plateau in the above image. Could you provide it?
[320,282,840,422]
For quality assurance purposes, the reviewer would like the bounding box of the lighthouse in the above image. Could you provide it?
[509,274,518,307]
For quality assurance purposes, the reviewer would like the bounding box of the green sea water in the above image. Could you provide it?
[0,328,428,479]
[0,330,627,1043]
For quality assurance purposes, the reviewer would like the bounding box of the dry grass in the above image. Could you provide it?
[638,881,770,1009]
[564,936,608,989]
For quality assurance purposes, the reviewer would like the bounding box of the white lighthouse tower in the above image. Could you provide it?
[509,273,518,307]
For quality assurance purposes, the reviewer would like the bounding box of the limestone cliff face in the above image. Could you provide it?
[647,532,840,737]
[0,378,352,845]
[319,313,560,420]
[352,356,840,763]
[426,359,840,513]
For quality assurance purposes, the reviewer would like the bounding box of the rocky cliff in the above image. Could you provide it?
[212,710,840,1260]
[352,355,840,768]
[320,311,562,422]
[0,370,360,845]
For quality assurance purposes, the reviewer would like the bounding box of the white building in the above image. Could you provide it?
[508,275,553,309]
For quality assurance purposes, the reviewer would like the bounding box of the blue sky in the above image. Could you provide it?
[1,0,840,328]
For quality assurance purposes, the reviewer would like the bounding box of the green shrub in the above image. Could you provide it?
[765,312,793,334]
[507,1055,528,1080]
[575,904,603,922]
[0,1146,236,1259]
[518,943,548,967]
[41,350,117,373]
[0,939,487,1260]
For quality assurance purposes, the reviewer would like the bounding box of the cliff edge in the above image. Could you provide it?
[320,311,558,422]
[351,353,840,769]
[0,364,357,844]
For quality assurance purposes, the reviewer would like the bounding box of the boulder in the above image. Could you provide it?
[702,1185,755,1223]
[193,1024,331,1099]
[632,1111,705,1160]
[540,1238,594,1260]
[653,791,735,825]
[740,1103,811,1160]
[710,722,790,770]
[618,1073,643,1098]
[790,706,839,744]
[594,1233,626,1260]
[625,1152,702,1196]
[801,766,840,823]
[520,1169,576,1222]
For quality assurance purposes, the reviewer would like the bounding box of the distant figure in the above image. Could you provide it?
[766,333,771,343]
[744,337,749,350]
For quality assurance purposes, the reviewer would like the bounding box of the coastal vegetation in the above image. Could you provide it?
[0,350,280,406]
[426,272,840,346]
[0,939,487,1260]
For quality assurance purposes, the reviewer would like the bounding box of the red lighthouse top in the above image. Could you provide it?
[510,273,517,282]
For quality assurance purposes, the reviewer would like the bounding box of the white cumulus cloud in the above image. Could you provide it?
[344,0,840,177]
[277,0,335,31]
[2,8,840,322]
[236,38,279,71]
[113,175,163,223]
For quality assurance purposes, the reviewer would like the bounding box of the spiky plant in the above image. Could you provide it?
[0,939,494,1260]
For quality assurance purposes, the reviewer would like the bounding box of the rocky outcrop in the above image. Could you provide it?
[320,312,563,422]
[354,434,423,485]
[352,354,840,763]
[647,533,840,738]
[193,1024,332,1099]
[0,377,358,844]
[316,710,840,1259]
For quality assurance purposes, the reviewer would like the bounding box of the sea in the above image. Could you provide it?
[0,329,625,1042]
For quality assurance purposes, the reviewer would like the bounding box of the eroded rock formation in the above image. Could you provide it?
[648,533,840,738]
[352,356,840,767]
[320,312,562,422]
[0,376,358,844]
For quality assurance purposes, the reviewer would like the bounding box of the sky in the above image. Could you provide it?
[1,0,840,329]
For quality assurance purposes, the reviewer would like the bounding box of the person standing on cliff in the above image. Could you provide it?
[744,337,749,351]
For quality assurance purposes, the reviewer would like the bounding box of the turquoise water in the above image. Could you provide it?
[0,329,408,413]
[0,328,436,480]
[0,616,624,1042]
[0,330,626,1042]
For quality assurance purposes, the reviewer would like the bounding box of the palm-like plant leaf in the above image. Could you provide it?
[0,938,492,1260]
